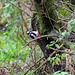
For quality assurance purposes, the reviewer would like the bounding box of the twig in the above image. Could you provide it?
[21,2,35,11]
[69,49,72,74]
[22,35,58,48]
[18,2,24,35]
[59,1,75,7]
[18,2,28,31]
[20,34,27,43]
[55,3,72,13]
[8,1,32,18]
[57,18,70,23]
[44,71,49,75]
[50,47,75,55]
[24,57,44,75]
[33,50,57,73]
[33,47,75,73]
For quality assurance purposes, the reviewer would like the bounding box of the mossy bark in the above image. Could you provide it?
[33,0,62,72]
[34,0,58,34]
[71,0,75,5]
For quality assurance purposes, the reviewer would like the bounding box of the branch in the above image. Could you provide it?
[8,1,32,18]
[50,47,75,55]
[20,34,27,43]
[59,1,75,7]
[44,71,49,75]
[55,3,72,13]
[21,2,35,11]
[18,2,24,34]
[57,18,70,23]
[22,33,75,50]
[22,35,58,48]
[33,47,75,73]
[33,51,57,73]
[24,56,44,75]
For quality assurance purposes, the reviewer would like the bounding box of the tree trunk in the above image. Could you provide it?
[32,0,62,72]
[71,0,75,5]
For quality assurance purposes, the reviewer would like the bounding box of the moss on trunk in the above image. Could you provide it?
[71,0,75,5]
[34,0,58,34]
[33,0,62,72]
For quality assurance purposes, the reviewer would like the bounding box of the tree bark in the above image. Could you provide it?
[34,0,58,34]
[71,0,75,5]
[32,0,62,72]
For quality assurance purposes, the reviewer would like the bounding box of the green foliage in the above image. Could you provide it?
[57,29,75,50]
[60,9,69,17]
[46,41,56,49]
[54,71,69,75]
[0,28,31,61]
[49,54,66,67]
[67,19,75,32]
[70,42,75,50]
[55,44,63,49]
[0,1,43,74]
[67,19,75,50]
[56,30,70,42]
[27,70,34,75]
[0,0,31,74]
[61,30,70,38]
[0,0,75,74]
[59,4,72,18]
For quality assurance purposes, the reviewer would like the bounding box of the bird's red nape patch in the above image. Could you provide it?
[38,33,41,37]
[3,4,5,7]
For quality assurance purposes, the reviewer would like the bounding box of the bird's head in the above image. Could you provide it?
[26,30,31,35]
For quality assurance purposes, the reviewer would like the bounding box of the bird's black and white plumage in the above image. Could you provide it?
[26,30,40,39]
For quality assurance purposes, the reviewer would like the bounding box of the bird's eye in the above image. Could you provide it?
[30,32,31,33]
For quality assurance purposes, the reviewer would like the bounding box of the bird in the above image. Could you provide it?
[26,30,40,39]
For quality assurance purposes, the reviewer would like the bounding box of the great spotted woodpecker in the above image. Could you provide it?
[26,30,40,39]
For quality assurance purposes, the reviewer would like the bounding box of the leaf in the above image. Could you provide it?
[67,24,73,32]
[61,30,67,37]
[61,72,68,75]
[68,19,75,32]
[55,44,60,49]
[49,43,54,47]
[52,62,55,67]
[61,56,63,59]
[54,71,68,75]
[70,43,75,50]
[56,54,59,57]
[56,58,61,63]
[55,57,61,65]
[60,9,68,17]
[49,41,56,47]
[55,60,59,65]
[54,71,61,75]
[50,59,53,63]
[36,45,40,49]
[5,31,8,34]
[48,57,51,61]
[58,55,61,57]
[52,57,55,60]
[50,41,55,44]
[61,54,66,59]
